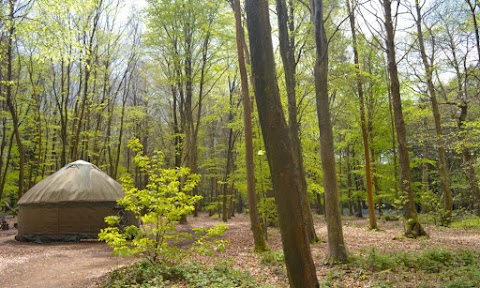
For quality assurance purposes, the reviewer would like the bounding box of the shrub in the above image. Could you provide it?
[99,138,227,264]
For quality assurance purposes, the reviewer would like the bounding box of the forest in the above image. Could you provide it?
[1,0,480,287]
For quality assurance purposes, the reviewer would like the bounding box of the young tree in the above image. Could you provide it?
[311,0,348,261]
[245,0,319,286]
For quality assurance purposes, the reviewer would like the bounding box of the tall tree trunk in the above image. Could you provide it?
[0,133,14,201]
[232,0,268,251]
[5,0,26,197]
[382,0,426,237]
[346,146,354,216]
[367,102,382,214]
[347,0,377,230]
[222,79,236,222]
[414,0,453,225]
[385,69,400,198]
[245,1,319,286]
[421,130,430,212]
[312,0,348,262]
[276,0,318,243]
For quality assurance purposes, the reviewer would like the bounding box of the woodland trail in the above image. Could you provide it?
[1,213,479,287]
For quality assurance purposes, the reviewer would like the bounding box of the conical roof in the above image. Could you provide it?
[18,160,124,204]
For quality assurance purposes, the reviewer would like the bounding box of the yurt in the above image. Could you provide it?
[16,160,135,243]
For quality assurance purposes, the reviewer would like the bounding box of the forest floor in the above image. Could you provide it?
[1,213,479,288]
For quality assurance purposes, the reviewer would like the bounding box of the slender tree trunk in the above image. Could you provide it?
[232,0,268,251]
[346,145,354,216]
[421,133,430,212]
[113,78,129,179]
[0,117,8,200]
[5,0,26,197]
[0,133,14,201]
[172,83,182,168]
[347,0,377,230]
[414,0,453,225]
[385,70,399,198]
[245,1,319,286]
[366,85,382,215]
[382,0,426,237]
[312,0,348,261]
[276,0,318,243]
[222,80,236,222]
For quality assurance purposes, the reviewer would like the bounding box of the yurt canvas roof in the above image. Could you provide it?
[18,160,123,205]
[16,160,135,243]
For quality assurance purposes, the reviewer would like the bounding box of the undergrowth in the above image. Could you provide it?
[332,247,480,287]
[102,260,260,288]
[450,216,480,230]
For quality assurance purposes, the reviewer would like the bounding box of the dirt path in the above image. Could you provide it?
[1,214,479,287]
[0,216,133,288]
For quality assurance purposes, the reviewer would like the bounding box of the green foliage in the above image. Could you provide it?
[191,224,229,256]
[450,216,480,230]
[416,249,453,273]
[102,260,260,288]
[351,247,480,286]
[260,250,284,266]
[258,197,278,227]
[365,247,399,272]
[258,246,480,287]
[99,138,227,264]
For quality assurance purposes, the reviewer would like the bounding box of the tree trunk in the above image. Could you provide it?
[346,146,354,216]
[366,81,382,215]
[382,0,426,237]
[5,0,26,197]
[421,131,430,212]
[312,0,348,262]
[347,0,377,230]
[232,0,268,252]
[245,1,319,286]
[414,0,453,225]
[276,0,318,243]
[222,79,236,222]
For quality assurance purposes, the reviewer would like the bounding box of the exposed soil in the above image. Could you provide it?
[1,213,479,288]
[0,216,133,288]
